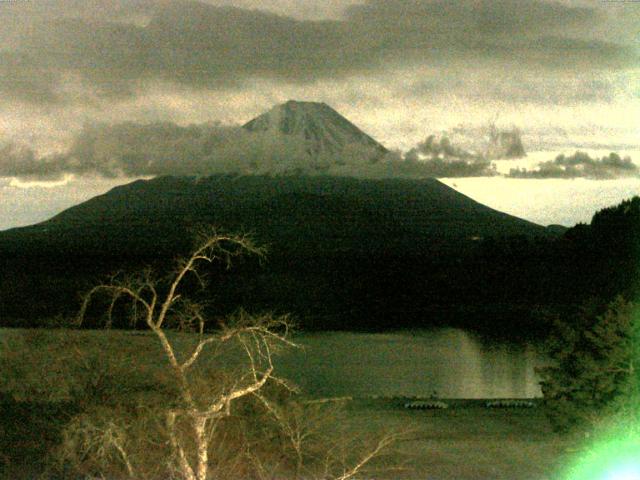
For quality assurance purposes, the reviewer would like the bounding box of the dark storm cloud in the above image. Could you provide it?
[456,76,617,106]
[0,0,160,23]
[0,52,61,104]
[344,0,595,34]
[1,0,636,105]
[0,143,57,179]
[508,151,639,180]
[407,75,620,107]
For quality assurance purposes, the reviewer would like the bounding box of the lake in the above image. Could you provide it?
[276,329,544,399]
[0,327,545,401]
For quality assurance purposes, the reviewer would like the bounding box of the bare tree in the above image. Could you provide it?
[251,395,407,480]
[77,230,298,480]
[73,229,403,480]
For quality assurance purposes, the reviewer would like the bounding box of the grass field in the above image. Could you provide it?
[0,396,575,479]
[345,398,574,479]
[0,328,574,479]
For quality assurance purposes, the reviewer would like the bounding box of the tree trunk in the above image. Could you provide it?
[194,415,209,480]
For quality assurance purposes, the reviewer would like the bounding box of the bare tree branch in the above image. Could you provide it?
[334,433,401,480]
[75,231,289,480]
[77,284,152,327]
[181,337,218,371]
[167,410,196,480]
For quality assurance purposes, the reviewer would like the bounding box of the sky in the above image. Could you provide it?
[0,0,639,230]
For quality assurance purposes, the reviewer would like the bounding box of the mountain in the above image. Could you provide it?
[243,100,387,159]
[0,101,560,334]
[0,101,549,258]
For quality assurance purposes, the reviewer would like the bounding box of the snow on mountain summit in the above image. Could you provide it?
[243,100,388,158]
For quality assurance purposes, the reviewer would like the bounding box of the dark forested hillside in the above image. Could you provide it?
[0,174,562,337]
[559,196,640,301]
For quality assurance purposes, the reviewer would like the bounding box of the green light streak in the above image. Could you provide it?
[560,301,640,480]
[564,433,640,480]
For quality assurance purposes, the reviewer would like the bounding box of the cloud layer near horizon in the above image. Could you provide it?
[508,151,639,180]
[4,120,638,181]
[0,121,501,179]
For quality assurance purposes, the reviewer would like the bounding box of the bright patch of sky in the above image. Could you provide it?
[440,175,640,227]
[0,177,138,231]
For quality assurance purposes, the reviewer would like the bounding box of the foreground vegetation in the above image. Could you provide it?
[1,326,581,479]
[4,301,633,480]
[3,198,639,478]
[0,387,574,480]
[2,232,405,479]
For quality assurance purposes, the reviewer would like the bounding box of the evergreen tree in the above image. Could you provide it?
[538,296,639,432]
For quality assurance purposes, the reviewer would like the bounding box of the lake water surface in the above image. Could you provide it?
[275,329,544,399]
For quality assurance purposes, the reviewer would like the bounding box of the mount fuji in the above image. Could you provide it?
[0,100,560,332]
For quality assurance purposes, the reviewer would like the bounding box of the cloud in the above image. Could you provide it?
[396,132,502,177]
[22,120,640,181]
[0,123,305,179]
[0,52,62,105]
[0,0,636,105]
[344,0,595,34]
[0,0,363,23]
[0,0,160,24]
[0,143,67,180]
[406,69,623,107]
[507,151,639,179]
[0,122,370,178]
[396,157,497,178]
[198,0,365,20]
[406,135,481,161]
[0,120,499,180]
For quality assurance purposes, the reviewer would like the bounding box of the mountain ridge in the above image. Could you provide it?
[0,100,554,257]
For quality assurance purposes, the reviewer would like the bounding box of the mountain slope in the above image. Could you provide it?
[0,175,551,258]
[0,175,563,335]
